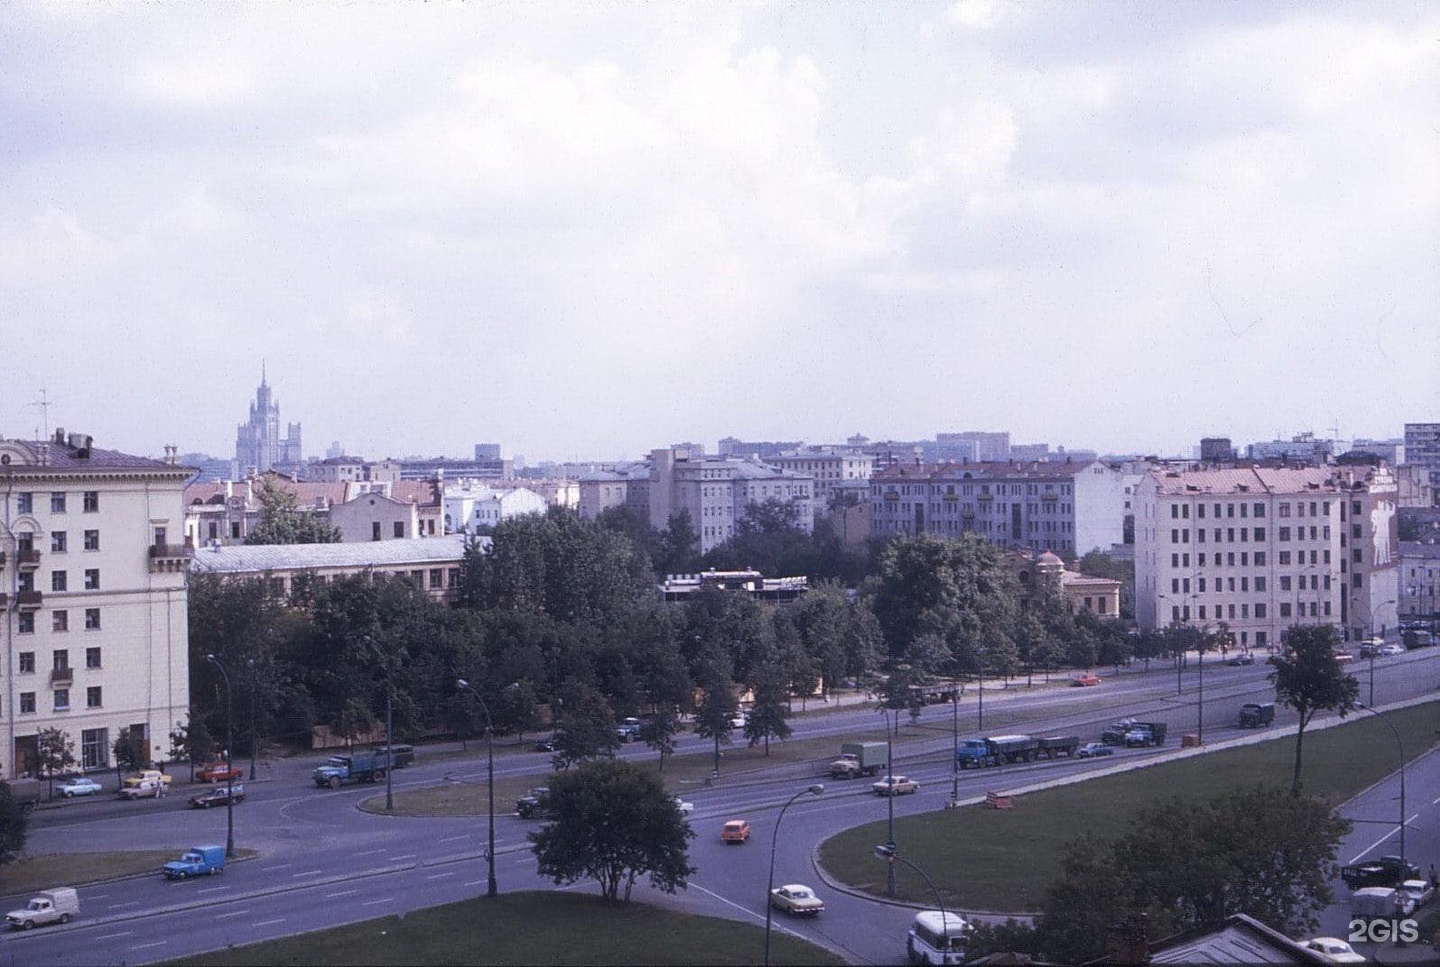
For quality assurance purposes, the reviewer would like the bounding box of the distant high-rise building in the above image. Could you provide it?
[939,431,1010,462]
[1200,438,1235,463]
[1404,423,1440,491]
[474,443,502,461]
[234,370,302,476]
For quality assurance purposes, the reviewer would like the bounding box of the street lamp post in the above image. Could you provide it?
[1356,703,1406,873]
[763,784,824,967]
[456,679,498,898]
[874,843,950,931]
[204,654,236,859]
[384,686,394,811]
[246,658,257,781]
[950,675,959,805]
[879,706,896,897]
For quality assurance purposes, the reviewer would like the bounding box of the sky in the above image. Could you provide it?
[2,1,1437,464]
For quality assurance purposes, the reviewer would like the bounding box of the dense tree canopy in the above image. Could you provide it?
[245,477,342,545]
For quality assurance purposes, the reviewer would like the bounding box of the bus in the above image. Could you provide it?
[906,910,971,966]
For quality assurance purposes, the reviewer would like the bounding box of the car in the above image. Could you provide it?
[1378,643,1405,656]
[1226,654,1255,666]
[730,712,748,729]
[614,717,643,742]
[533,738,556,753]
[1331,650,1354,664]
[1301,937,1366,964]
[721,819,751,844]
[1398,878,1435,908]
[516,787,554,820]
[55,776,103,798]
[872,775,919,797]
[189,785,246,809]
[1077,742,1113,758]
[122,769,172,788]
[1071,674,1101,687]
[197,762,243,783]
[769,883,825,916]
[673,797,694,816]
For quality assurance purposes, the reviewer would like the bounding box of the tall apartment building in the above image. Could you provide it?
[938,431,1011,462]
[1404,423,1440,492]
[649,448,813,554]
[1134,464,1399,649]
[769,447,872,520]
[2,431,192,776]
[234,370,302,476]
[869,461,1129,559]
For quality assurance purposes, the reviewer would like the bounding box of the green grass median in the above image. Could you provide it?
[820,700,1440,913]
[164,890,844,966]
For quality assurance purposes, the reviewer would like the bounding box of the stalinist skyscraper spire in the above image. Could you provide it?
[235,369,302,476]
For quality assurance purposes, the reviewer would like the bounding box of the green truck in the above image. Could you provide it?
[312,751,391,789]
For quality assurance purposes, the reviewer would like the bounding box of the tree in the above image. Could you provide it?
[692,652,739,774]
[639,709,681,770]
[244,476,341,544]
[169,716,217,781]
[334,698,379,749]
[529,759,696,901]
[113,727,148,786]
[551,681,621,769]
[743,660,792,754]
[35,728,76,797]
[0,782,27,868]
[1269,624,1359,795]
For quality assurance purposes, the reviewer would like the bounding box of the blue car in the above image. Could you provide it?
[56,777,103,798]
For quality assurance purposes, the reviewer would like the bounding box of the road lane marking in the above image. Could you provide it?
[425,872,454,880]
[96,932,134,940]
[132,942,168,950]
[215,910,251,920]
[325,890,358,898]
[252,918,286,928]
[355,848,385,856]
[463,879,487,887]
[293,869,324,877]
[197,886,228,895]
[439,834,470,843]
[109,901,140,909]
[391,854,417,862]
[363,897,393,906]
[262,863,293,871]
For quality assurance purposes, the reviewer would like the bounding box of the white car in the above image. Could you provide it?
[1398,878,1435,908]
[769,883,825,916]
[872,775,919,796]
[56,776,103,798]
[1377,643,1405,656]
[1302,937,1366,964]
[673,797,694,815]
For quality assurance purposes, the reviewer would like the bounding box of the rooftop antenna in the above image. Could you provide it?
[31,388,52,441]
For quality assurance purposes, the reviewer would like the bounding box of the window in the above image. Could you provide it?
[83,491,98,512]
[1279,502,1290,517]
[1279,551,1291,566]
[393,521,404,538]
[52,610,68,632]
[20,693,36,714]
[18,612,33,634]
[51,492,67,513]
[19,652,35,673]
[1280,602,1292,618]
[51,531,67,553]
[1253,503,1265,518]
[53,689,69,711]
[85,608,100,630]
[51,571,67,592]
[1255,577,1266,592]
[86,646,101,668]
[84,529,99,551]
[1253,527,1265,541]
[429,568,443,590]
[1280,576,1292,591]
[1279,527,1290,541]
[86,686,102,709]
[82,728,108,769]
[84,569,99,590]
[53,649,69,671]
[1255,552,1266,566]
[16,492,33,513]
[1171,553,1179,567]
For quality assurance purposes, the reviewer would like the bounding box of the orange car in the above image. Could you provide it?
[721,819,751,844]
[1072,674,1102,687]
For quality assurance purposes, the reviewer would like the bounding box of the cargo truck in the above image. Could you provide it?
[2,778,41,814]
[1123,722,1167,747]
[312,751,390,789]
[829,741,889,779]
[1036,735,1080,758]
[162,845,225,880]
[5,888,79,929]
[1237,703,1275,728]
[956,734,1040,768]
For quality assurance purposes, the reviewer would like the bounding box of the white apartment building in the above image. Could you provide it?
[1,431,191,776]
[769,447,872,521]
[443,485,546,534]
[1134,464,1400,649]
[869,461,1129,558]
[648,448,814,554]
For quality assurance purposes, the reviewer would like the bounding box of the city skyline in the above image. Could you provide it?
[2,2,1436,462]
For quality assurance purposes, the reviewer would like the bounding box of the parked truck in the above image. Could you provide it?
[956,735,1040,769]
[2,778,41,814]
[312,751,390,789]
[5,888,79,930]
[1238,702,1275,728]
[1341,855,1419,890]
[1036,735,1081,759]
[829,742,889,779]
[515,787,554,819]
[162,845,226,880]
[1122,722,1168,747]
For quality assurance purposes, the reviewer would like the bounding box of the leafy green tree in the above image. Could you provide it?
[639,709,681,771]
[244,477,341,544]
[35,728,76,797]
[334,697,379,748]
[552,680,620,769]
[493,679,544,745]
[1269,624,1359,795]
[657,509,701,576]
[113,727,148,785]
[0,782,28,868]
[692,651,739,774]
[743,660,792,754]
[169,716,217,781]
[529,758,696,901]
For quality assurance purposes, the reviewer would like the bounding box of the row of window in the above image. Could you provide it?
[1171,501,1271,520]
[15,609,103,634]
[1168,603,1271,621]
[17,647,103,671]
[48,530,102,552]
[1171,527,1271,543]
[11,686,104,714]
[13,491,101,514]
[29,569,103,592]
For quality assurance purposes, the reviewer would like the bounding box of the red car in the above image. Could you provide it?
[198,762,243,783]
[1072,674,1102,687]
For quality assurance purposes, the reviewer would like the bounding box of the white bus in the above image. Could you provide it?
[907,909,971,965]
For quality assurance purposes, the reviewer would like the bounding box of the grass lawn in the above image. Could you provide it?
[820,701,1440,913]
[0,850,259,896]
[163,890,844,966]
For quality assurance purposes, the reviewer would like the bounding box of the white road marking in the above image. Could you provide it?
[325,889,358,899]
[293,869,324,877]
[96,932,134,940]
[108,901,140,909]
[262,863,293,871]
[425,872,454,880]
[363,897,393,906]
[439,834,470,843]
[462,879,487,887]
[215,910,250,920]
[355,848,385,856]
[196,886,228,895]
[132,941,167,950]
[252,918,286,928]
[391,854,417,862]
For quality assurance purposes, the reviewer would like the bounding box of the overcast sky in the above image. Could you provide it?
[2,1,1436,464]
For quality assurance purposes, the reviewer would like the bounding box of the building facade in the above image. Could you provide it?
[648,448,814,554]
[234,371,302,476]
[769,447,872,522]
[1,431,192,776]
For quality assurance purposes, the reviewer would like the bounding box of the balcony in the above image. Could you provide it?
[17,548,41,571]
[15,590,42,610]
[149,542,195,573]
[50,667,74,686]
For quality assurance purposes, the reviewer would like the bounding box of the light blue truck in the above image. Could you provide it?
[162,845,225,880]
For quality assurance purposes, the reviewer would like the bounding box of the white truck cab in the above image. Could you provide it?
[5,887,80,929]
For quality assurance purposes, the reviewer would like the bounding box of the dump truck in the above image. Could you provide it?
[312,751,389,789]
[5,888,79,929]
[162,845,226,880]
[829,741,889,779]
[1238,702,1275,728]
[1036,735,1080,758]
[956,735,1040,769]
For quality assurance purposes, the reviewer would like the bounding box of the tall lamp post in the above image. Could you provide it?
[456,678,498,898]
[763,784,824,967]
[950,674,960,805]
[245,658,258,781]
[204,654,236,859]
[1356,703,1406,873]
[879,706,896,897]
[874,843,951,931]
